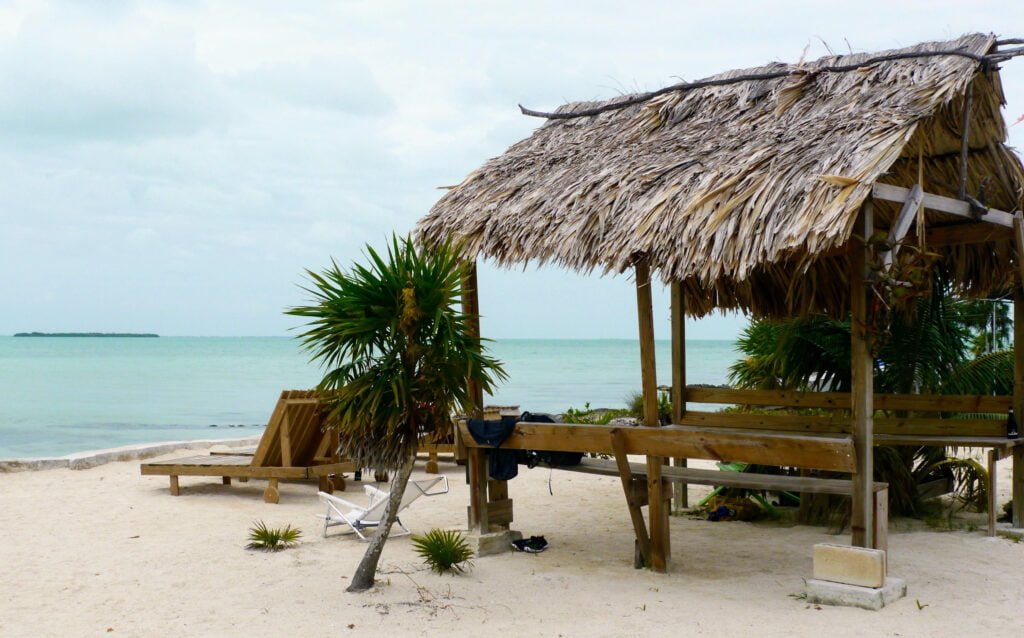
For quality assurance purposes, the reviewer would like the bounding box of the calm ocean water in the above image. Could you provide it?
[0,336,738,458]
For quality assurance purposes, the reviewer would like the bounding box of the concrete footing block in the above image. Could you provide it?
[466,529,523,557]
[805,577,907,611]
[813,543,886,588]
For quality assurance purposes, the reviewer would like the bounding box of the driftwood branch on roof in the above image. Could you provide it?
[520,47,1004,121]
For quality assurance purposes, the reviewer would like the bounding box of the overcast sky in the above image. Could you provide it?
[1,1,1022,340]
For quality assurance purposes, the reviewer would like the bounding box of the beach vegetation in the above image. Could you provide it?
[288,234,505,592]
[410,528,474,575]
[246,520,302,551]
[626,390,671,424]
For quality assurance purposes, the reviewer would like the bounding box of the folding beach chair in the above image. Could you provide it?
[318,475,449,540]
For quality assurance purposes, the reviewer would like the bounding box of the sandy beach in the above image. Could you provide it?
[2,444,1023,638]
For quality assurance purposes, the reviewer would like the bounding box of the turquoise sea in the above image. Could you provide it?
[0,337,738,458]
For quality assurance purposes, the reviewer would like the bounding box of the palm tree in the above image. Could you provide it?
[288,235,505,592]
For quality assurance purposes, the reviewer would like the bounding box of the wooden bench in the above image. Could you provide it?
[680,386,1024,535]
[458,420,883,567]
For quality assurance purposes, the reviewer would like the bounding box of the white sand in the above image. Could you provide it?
[2,446,1023,637]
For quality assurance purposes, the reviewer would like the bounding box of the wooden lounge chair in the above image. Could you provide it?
[140,390,355,503]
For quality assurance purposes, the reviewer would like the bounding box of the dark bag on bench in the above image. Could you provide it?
[517,411,584,468]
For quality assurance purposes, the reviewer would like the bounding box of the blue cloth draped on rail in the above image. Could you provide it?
[466,416,519,480]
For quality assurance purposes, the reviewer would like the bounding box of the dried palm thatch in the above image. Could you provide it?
[416,34,1024,319]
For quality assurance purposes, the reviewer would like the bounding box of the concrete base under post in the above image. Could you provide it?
[805,577,907,611]
[466,529,523,557]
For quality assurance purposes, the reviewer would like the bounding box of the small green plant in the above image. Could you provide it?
[246,520,302,552]
[410,529,474,575]
[626,390,672,424]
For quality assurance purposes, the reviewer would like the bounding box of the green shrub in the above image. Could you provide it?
[247,520,302,552]
[410,529,474,575]
[626,390,672,424]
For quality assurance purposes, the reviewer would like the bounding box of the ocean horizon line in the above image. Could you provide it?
[2,334,738,342]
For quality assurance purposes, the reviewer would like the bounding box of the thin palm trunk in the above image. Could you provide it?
[347,454,416,592]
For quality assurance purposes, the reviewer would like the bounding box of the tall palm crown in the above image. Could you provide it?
[288,235,506,470]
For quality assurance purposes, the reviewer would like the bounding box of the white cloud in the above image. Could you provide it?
[0,0,1022,337]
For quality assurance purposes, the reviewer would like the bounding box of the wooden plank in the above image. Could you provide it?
[468,448,489,534]
[988,450,998,537]
[874,434,1019,448]
[1015,446,1024,528]
[142,454,255,468]
[487,498,514,527]
[280,408,293,468]
[561,458,889,495]
[1015,284,1024,528]
[683,387,1011,413]
[458,421,857,473]
[851,201,874,548]
[252,390,288,466]
[611,429,651,568]
[635,258,659,427]
[671,281,688,510]
[883,184,923,269]
[141,462,310,479]
[913,223,1012,248]
[873,183,1014,228]
[677,410,1005,437]
[874,487,889,559]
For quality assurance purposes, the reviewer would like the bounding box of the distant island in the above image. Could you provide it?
[14,332,159,338]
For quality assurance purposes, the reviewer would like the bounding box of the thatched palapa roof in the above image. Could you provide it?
[416,34,1024,319]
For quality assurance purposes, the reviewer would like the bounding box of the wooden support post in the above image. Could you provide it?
[1015,446,1024,529]
[169,475,180,496]
[850,201,875,548]
[263,478,280,504]
[958,80,974,201]
[647,456,671,571]
[467,448,490,533]
[873,487,889,564]
[988,450,998,537]
[461,260,491,531]
[221,476,231,486]
[1014,282,1024,528]
[612,429,651,568]
[462,261,485,419]
[671,281,688,511]
[635,259,659,427]
[635,259,669,570]
[488,479,512,529]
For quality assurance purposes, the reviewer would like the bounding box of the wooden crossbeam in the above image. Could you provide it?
[873,183,1015,228]
[882,184,923,269]
[457,421,857,473]
[683,386,1012,413]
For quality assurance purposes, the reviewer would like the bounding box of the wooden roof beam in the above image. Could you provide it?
[882,184,923,269]
[873,183,1016,228]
